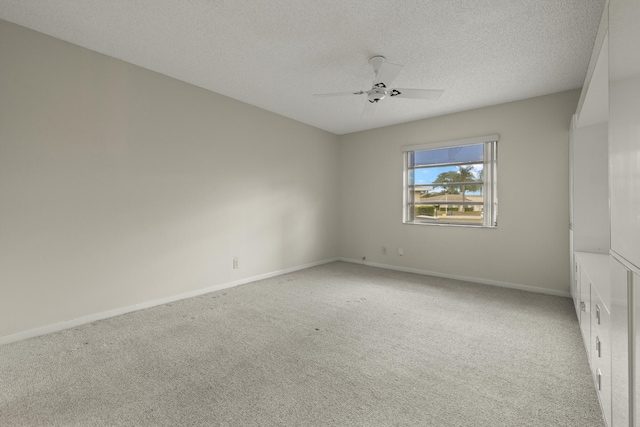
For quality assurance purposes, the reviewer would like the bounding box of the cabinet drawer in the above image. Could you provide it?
[590,285,611,426]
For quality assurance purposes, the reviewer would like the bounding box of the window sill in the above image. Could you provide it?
[403,221,497,229]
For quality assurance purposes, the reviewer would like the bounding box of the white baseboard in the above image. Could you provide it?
[0,257,339,346]
[339,257,571,298]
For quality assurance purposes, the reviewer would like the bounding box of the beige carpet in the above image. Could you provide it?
[0,261,604,426]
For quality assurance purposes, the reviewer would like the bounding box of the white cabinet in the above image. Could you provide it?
[634,271,640,424]
[570,1,640,426]
[609,0,640,422]
[579,260,592,355]
[573,259,582,318]
[591,285,612,426]
[609,0,640,269]
[609,74,640,268]
[574,252,612,425]
[572,122,610,254]
[611,256,640,427]
[571,120,609,358]
[569,2,609,332]
[570,4,611,423]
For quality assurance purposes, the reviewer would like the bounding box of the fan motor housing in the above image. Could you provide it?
[368,88,387,103]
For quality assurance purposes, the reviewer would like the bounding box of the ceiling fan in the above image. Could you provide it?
[314,56,444,118]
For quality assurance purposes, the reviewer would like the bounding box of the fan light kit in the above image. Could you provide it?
[314,55,443,118]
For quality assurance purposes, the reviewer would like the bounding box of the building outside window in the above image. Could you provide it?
[403,135,498,227]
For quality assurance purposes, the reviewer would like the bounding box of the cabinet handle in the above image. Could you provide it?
[595,304,601,324]
[596,336,601,357]
[596,368,602,391]
[580,301,586,311]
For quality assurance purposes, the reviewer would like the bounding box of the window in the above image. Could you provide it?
[403,135,498,227]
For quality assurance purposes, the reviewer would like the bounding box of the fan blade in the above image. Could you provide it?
[361,100,377,119]
[313,90,365,98]
[388,88,444,100]
[373,61,403,88]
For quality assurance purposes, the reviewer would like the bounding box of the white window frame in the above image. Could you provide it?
[402,134,498,228]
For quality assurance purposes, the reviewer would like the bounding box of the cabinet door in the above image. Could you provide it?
[611,257,630,427]
[572,123,610,253]
[580,265,592,357]
[609,0,640,268]
[574,259,582,318]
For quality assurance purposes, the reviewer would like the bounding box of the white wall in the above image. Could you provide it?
[0,20,339,338]
[337,90,579,294]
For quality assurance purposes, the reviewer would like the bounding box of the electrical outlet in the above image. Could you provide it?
[382,246,387,255]
[233,257,239,269]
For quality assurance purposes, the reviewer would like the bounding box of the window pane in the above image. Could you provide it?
[408,168,415,185]
[413,186,484,202]
[413,203,484,224]
[414,163,483,189]
[414,143,483,167]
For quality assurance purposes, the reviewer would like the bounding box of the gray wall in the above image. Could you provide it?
[0,20,339,338]
[337,90,579,294]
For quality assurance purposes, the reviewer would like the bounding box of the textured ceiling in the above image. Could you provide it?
[0,0,605,135]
